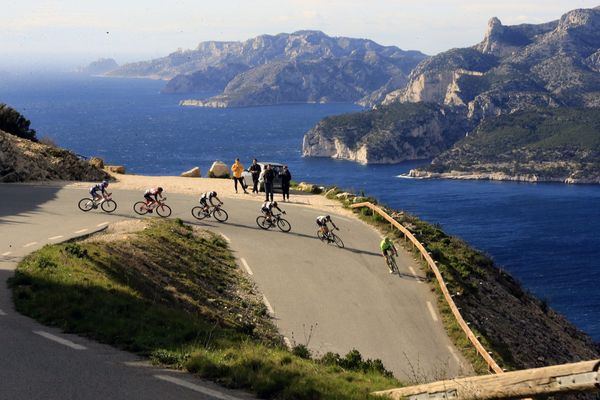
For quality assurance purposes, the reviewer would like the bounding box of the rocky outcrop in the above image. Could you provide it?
[302,102,471,164]
[109,30,426,107]
[0,131,109,182]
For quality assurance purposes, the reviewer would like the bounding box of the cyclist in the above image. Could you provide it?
[199,191,223,213]
[90,180,110,205]
[261,200,285,223]
[144,187,164,212]
[380,236,398,273]
[316,215,338,237]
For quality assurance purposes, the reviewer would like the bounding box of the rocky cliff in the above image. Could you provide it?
[303,102,471,164]
[304,6,600,176]
[0,131,109,182]
[411,108,600,184]
[109,30,426,106]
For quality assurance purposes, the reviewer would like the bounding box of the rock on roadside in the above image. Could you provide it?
[208,161,229,178]
[181,166,201,177]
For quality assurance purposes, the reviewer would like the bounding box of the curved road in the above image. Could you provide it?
[0,183,467,399]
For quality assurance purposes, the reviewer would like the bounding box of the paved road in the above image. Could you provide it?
[1,183,468,398]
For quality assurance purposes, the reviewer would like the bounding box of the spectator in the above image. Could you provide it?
[231,158,247,194]
[263,164,275,202]
[248,158,261,194]
[280,165,292,201]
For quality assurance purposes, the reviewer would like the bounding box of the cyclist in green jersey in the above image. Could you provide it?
[380,237,398,273]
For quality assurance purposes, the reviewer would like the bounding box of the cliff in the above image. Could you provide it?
[410,108,600,184]
[302,102,471,163]
[77,58,119,76]
[304,6,600,176]
[0,130,109,182]
[109,30,426,106]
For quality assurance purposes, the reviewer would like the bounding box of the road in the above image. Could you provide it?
[0,183,468,399]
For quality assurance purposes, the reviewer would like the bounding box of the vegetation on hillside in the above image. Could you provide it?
[9,219,401,399]
[427,108,600,181]
[0,103,37,141]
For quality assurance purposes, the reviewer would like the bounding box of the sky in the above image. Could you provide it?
[0,0,597,71]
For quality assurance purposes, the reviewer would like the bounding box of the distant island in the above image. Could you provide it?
[77,58,119,76]
[107,30,427,107]
[302,6,600,183]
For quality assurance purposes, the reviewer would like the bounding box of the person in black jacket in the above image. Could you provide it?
[279,165,292,201]
[263,164,275,202]
[248,159,261,194]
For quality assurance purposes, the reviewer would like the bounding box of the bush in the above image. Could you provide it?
[291,344,311,359]
[0,104,37,141]
[64,243,88,259]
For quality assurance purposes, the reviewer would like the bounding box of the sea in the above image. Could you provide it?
[1,73,599,342]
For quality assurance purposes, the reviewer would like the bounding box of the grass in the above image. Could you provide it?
[9,219,401,399]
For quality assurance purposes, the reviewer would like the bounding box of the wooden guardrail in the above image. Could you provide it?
[374,359,600,399]
[350,202,504,374]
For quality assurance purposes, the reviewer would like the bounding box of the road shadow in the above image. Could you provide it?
[396,271,428,282]
[0,183,64,221]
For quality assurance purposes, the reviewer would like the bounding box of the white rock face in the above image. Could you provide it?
[180,166,201,177]
[208,161,229,178]
[302,133,368,164]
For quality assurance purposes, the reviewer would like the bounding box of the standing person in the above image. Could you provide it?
[263,164,275,202]
[279,165,292,201]
[231,158,247,194]
[248,159,261,194]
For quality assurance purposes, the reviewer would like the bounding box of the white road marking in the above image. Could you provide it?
[33,331,87,350]
[96,222,109,227]
[1,251,11,256]
[23,242,37,248]
[74,228,88,234]
[221,234,231,243]
[263,295,274,315]
[447,345,461,364]
[283,337,292,349]
[426,301,439,322]
[240,258,253,275]
[154,375,244,400]
[48,235,64,240]
[408,266,423,283]
[0,309,6,316]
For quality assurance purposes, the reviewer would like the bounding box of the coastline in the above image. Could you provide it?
[405,169,600,185]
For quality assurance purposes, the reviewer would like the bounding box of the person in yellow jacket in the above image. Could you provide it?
[231,158,248,194]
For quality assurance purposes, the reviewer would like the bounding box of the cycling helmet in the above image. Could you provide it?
[157,187,163,192]
[326,215,331,220]
[102,180,109,187]
[384,236,391,242]
[210,191,217,197]
[272,201,278,206]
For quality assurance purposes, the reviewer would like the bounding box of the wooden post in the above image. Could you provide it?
[374,359,600,400]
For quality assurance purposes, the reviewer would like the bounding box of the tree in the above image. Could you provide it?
[0,104,37,141]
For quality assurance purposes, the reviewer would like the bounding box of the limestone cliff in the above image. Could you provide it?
[302,102,471,164]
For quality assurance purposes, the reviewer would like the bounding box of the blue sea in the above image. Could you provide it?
[2,74,599,341]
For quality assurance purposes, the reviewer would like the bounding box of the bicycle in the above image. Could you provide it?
[256,212,291,232]
[385,253,399,274]
[317,228,344,248]
[78,194,117,213]
[191,203,229,222]
[133,197,172,217]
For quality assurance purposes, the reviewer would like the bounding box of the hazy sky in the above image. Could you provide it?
[1,0,597,70]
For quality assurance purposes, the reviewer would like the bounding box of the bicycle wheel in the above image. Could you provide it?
[133,201,148,215]
[277,218,291,232]
[101,200,117,213]
[191,206,208,220]
[256,216,270,230]
[317,230,326,241]
[78,198,94,212]
[156,204,172,218]
[331,233,345,248]
[213,208,229,222]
